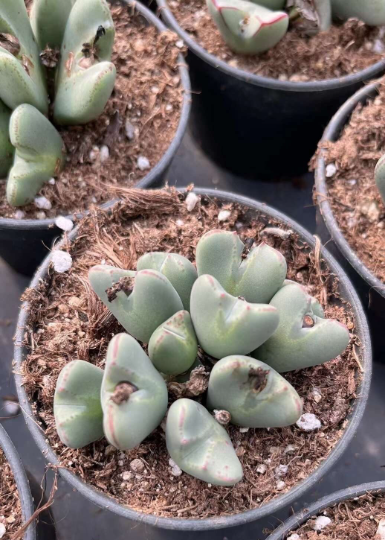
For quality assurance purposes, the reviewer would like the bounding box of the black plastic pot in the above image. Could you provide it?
[0,423,36,540]
[314,81,385,342]
[14,188,371,537]
[269,481,385,539]
[0,0,191,278]
[156,0,385,180]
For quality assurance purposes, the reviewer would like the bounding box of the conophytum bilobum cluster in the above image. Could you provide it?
[54,228,350,486]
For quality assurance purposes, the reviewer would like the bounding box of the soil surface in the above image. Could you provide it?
[167,0,385,81]
[0,446,23,539]
[0,4,185,219]
[314,81,385,284]
[21,189,361,519]
[287,491,385,539]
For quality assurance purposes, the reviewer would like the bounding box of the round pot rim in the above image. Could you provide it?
[268,480,385,539]
[0,423,36,540]
[14,188,372,532]
[0,0,191,231]
[314,80,385,299]
[156,0,385,93]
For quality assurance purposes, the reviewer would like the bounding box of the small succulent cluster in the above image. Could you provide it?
[206,0,385,55]
[0,0,116,207]
[54,229,350,486]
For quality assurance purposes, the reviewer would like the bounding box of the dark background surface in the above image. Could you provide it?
[1,126,385,540]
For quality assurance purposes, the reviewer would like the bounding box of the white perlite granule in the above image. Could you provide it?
[51,250,72,273]
[54,216,74,232]
[313,516,331,531]
[296,413,321,431]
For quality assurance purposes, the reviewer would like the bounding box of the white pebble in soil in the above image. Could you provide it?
[218,210,231,222]
[313,516,331,531]
[36,211,46,220]
[130,459,144,473]
[55,216,74,232]
[256,464,267,474]
[176,40,184,49]
[48,178,56,185]
[275,464,288,477]
[296,413,321,431]
[125,120,135,140]
[169,459,183,477]
[100,145,109,163]
[14,210,25,220]
[34,196,52,210]
[276,480,286,490]
[325,163,337,178]
[185,192,199,212]
[137,156,150,171]
[284,444,296,454]
[287,534,300,540]
[51,250,72,273]
[0,523,5,539]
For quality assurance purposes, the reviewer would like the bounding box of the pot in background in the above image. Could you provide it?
[14,188,372,538]
[157,0,385,180]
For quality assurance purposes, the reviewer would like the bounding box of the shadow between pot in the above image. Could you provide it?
[268,481,385,539]
[13,188,372,535]
[0,0,191,278]
[156,0,385,180]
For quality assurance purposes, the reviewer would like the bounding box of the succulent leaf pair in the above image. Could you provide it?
[0,0,116,206]
[207,0,385,56]
[55,333,168,450]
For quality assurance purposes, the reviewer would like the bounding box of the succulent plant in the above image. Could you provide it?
[375,154,385,205]
[148,310,198,375]
[207,355,302,427]
[196,230,287,304]
[89,265,183,343]
[6,104,64,206]
[206,0,289,55]
[54,360,104,448]
[331,0,385,26]
[0,101,13,178]
[166,398,243,486]
[59,226,349,486]
[137,252,197,311]
[101,333,168,450]
[190,274,279,358]
[254,282,350,372]
[0,0,116,206]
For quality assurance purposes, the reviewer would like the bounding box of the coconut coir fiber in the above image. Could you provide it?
[0,446,23,539]
[21,189,361,519]
[0,4,185,219]
[167,0,385,81]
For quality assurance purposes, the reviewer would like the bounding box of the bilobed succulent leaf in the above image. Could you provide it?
[206,0,289,55]
[6,104,65,206]
[196,230,286,303]
[54,360,104,448]
[54,0,116,125]
[190,274,279,359]
[148,310,198,375]
[137,252,197,310]
[0,100,13,178]
[89,265,183,343]
[254,282,350,372]
[101,333,168,450]
[207,355,302,428]
[166,398,243,486]
[0,0,48,113]
[30,0,77,49]
[332,0,385,26]
[375,154,385,205]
